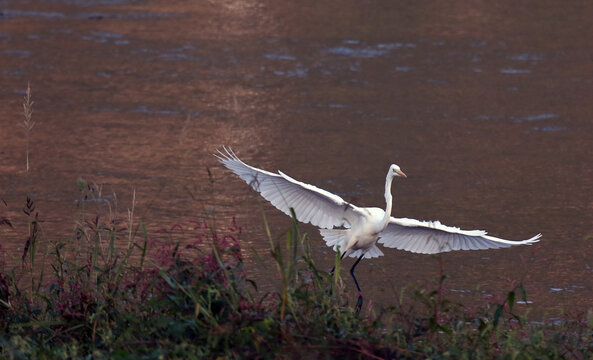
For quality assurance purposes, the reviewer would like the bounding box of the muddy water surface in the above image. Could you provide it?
[1,0,593,316]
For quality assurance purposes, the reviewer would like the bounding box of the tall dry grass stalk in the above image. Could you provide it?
[20,83,36,176]
[16,83,47,301]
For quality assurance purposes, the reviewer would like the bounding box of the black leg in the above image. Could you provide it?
[350,253,365,313]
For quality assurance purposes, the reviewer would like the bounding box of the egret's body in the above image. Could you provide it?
[215,147,541,311]
[331,207,389,256]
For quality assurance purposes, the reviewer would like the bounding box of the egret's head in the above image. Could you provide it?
[390,164,407,178]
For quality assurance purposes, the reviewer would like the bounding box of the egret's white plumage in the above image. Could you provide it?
[215,147,541,310]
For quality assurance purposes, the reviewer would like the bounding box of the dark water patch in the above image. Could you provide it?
[378,42,416,50]
[394,66,414,72]
[76,11,182,20]
[91,106,126,113]
[264,53,296,61]
[88,31,124,38]
[272,66,308,78]
[43,0,133,5]
[1,49,32,58]
[348,107,397,121]
[213,72,235,78]
[475,115,505,120]
[51,28,73,34]
[531,125,567,132]
[82,31,128,44]
[36,64,54,71]
[378,116,397,121]
[426,78,447,84]
[130,48,155,55]
[1,69,26,76]
[158,52,197,61]
[132,44,198,62]
[499,68,531,74]
[508,53,544,61]
[11,88,28,95]
[134,105,182,115]
[513,113,559,122]
[324,46,372,57]
[157,53,194,61]
[324,46,388,58]
[569,77,592,84]
[322,41,414,59]
[90,106,186,115]
[470,40,488,47]
[0,9,65,19]
[549,285,585,293]
[155,68,181,78]
[323,178,369,199]
[316,103,348,109]
[348,63,362,72]
[476,114,562,127]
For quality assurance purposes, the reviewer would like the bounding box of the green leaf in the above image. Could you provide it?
[493,304,504,328]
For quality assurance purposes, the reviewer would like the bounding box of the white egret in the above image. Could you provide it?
[215,147,541,312]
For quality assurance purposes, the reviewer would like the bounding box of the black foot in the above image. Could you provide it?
[355,291,363,314]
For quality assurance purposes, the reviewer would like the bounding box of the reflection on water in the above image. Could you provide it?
[1,0,593,316]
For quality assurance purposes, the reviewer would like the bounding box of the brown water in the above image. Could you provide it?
[1,0,592,316]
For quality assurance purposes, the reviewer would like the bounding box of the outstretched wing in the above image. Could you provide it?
[215,147,359,229]
[378,217,541,254]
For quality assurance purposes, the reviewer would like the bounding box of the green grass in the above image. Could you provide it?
[1,85,592,359]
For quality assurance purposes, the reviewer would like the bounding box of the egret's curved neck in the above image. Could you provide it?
[381,173,395,229]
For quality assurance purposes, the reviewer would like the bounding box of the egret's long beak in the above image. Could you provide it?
[396,169,407,178]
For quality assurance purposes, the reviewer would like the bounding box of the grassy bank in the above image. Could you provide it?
[1,189,593,359]
[1,86,592,359]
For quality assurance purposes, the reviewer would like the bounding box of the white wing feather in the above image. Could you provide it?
[215,147,358,229]
[378,217,541,254]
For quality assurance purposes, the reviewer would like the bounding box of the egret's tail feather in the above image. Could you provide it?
[348,245,384,259]
[364,245,384,258]
[320,229,384,259]
[320,229,348,253]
